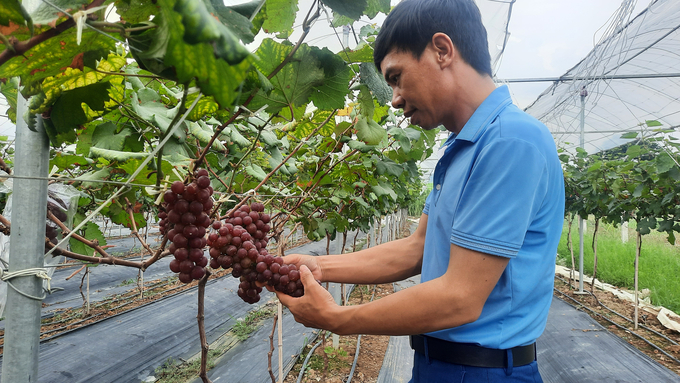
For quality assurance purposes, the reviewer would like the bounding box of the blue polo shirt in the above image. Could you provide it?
[422,85,564,349]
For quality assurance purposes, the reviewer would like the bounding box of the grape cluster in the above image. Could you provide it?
[208,203,304,304]
[159,169,214,283]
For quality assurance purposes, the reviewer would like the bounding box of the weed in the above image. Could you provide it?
[231,304,276,341]
[119,278,136,286]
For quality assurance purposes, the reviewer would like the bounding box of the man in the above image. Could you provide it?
[271,0,564,381]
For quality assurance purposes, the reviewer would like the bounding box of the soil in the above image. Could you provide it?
[283,283,394,383]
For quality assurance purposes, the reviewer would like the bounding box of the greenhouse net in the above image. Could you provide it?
[523,0,680,153]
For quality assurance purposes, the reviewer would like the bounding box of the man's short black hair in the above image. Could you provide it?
[374,0,492,77]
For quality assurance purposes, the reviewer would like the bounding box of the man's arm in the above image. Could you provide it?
[319,213,428,284]
[277,242,509,336]
[281,213,428,286]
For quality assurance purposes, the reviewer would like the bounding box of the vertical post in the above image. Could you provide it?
[2,94,50,383]
[577,87,588,294]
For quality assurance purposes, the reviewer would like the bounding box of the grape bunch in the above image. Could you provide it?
[208,203,304,304]
[159,169,214,284]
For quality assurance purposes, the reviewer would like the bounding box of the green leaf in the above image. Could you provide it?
[0,78,19,122]
[620,132,638,139]
[50,153,89,170]
[50,81,112,144]
[309,47,351,110]
[355,116,386,145]
[626,145,641,158]
[341,44,374,63]
[69,222,107,256]
[74,168,111,188]
[645,120,662,127]
[262,0,297,35]
[245,164,267,181]
[360,63,391,105]
[376,158,403,176]
[24,0,88,25]
[365,0,390,18]
[0,30,116,83]
[114,0,160,24]
[250,40,325,113]
[188,121,226,150]
[358,85,374,118]
[632,184,645,198]
[174,0,250,65]
[259,130,280,147]
[89,147,149,161]
[321,0,367,20]
[160,0,253,107]
[225,126,250,147]
[206,0,256,44]
[0,0,27,27]
[347,139,375,153]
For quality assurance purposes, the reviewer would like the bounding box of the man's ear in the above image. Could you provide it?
[431,32,456,69]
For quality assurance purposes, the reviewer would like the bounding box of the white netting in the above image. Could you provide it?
[523,0,680,153]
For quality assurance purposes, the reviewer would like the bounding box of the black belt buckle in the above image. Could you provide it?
[409,335,536,368]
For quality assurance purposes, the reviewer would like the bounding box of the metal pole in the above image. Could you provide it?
[577,87,588,294]
[2,94,50,382]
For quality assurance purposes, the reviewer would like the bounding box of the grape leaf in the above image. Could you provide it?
[355,116,386,145]
[320,0,367,20]
[0,0,27,27]
[23,0,88,25]
[160,0,252,107]
[49,81,112,145]
[114,0,160,24]
[250,40,325,113]
[309,47,351,110]
[69,222,107,256]
[0,29,115,83]
[89,147,148,161]
[342,44,374,63]
[262,0,297,36]
[206,0,256,44]
[365,0,389,19]
[360,62,391,105]
[188,121,227,150]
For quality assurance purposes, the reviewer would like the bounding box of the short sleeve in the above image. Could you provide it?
[423,188,434,215]
[450,138,548,258]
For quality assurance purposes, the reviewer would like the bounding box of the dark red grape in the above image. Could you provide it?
[178,272,193,284]
[169,259,181,273]
[191,266,205,280]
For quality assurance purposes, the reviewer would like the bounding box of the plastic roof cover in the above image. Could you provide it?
[523,0,680,153]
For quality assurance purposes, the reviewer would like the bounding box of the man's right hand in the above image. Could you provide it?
[280,253,324,282]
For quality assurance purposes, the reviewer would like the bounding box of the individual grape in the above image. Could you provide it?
[191,266,206,280]
[197,176,210,189]
[175,200,189,215]
[210,258,220,269]
[164,191,177,204]
[189,248,204,262]
[169,259,181,273]
[178,273,192,284]
[194,168,209,178]
[289,269,300,281]
[174,248,189,261]
[179,260,194,273]
[196,256,208,268]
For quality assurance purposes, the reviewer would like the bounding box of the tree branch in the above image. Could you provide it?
[45,238,144,268]
[47,210,111,258]
[268,314,278,383]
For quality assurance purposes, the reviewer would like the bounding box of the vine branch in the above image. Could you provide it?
[197,270,213,383]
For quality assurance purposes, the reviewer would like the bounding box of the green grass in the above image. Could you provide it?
[557,218,680,313]
[231,304,276,341]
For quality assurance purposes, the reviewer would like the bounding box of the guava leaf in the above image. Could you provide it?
[321,0,367,20]
[262,0,297,35]
[360,62,391,105]
[309,47,351,110]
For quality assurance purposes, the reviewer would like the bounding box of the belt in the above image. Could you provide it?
[409,335,536,368]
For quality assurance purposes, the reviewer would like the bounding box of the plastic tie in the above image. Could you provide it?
[0,267,55,300]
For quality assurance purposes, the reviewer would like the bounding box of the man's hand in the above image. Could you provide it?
[279,253,323,281]
[275,265,340,331]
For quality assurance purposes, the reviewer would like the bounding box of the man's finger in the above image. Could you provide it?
[298,264,316,288]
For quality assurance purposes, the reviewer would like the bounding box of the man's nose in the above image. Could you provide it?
[391,89,404,110]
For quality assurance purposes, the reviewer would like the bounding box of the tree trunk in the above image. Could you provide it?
[634,230,641,330]
[591,218,600,293]
[567,214,576,287]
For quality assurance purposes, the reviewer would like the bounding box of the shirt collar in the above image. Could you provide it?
[445,85,513,145]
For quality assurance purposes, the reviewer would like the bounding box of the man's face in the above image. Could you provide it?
[380,47,446,130]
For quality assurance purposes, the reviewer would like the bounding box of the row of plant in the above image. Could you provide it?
[0,0,435,381]
[560,128,680,328]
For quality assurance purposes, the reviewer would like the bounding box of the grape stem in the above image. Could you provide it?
[268,314,279,383]
[197,269,213,383]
